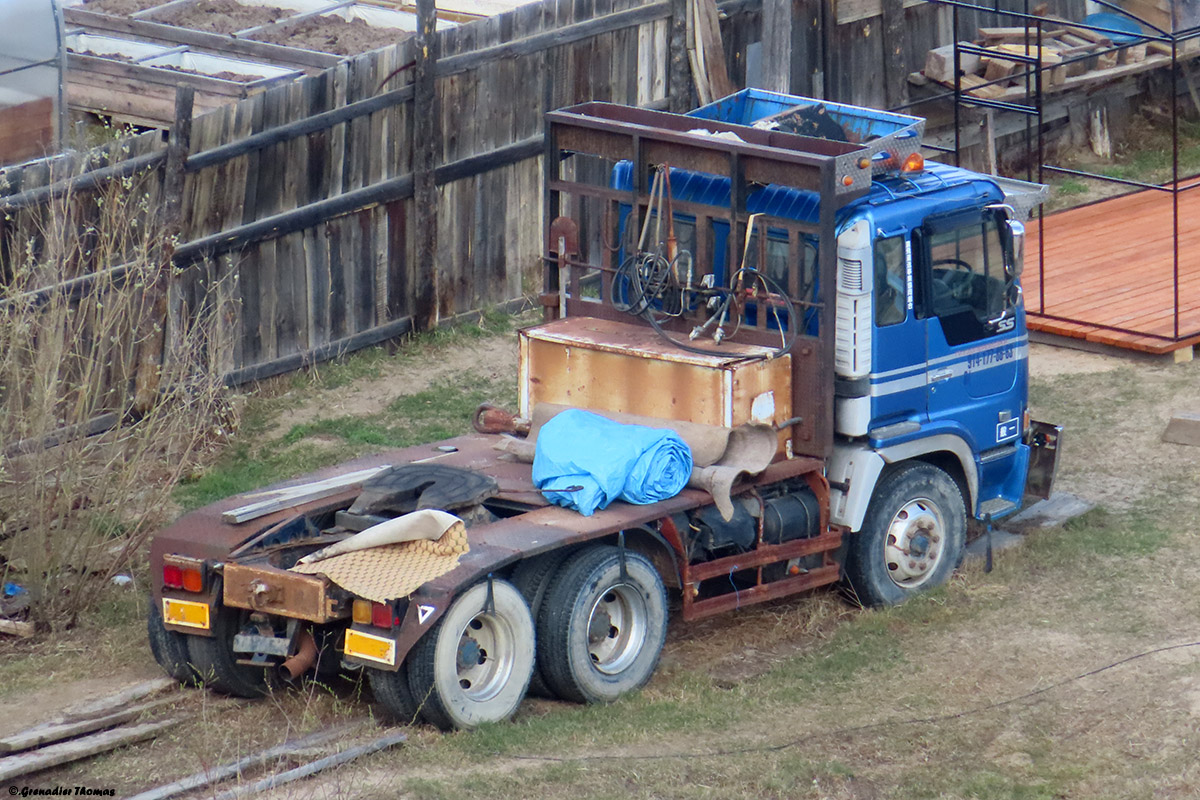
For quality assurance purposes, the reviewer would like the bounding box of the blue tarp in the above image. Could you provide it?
[532,409,693,516]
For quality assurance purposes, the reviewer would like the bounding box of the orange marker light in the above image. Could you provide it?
[842,175,854,186]
[182,568,204,593]
[901,152,925,173]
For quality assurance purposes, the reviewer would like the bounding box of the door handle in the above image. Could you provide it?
[929,367,953,383]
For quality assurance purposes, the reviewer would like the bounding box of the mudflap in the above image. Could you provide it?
[1024,420,1063,500]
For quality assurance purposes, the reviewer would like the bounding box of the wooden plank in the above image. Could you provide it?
[696,0,734,98]
[223,314,417,385]
[0,718,179,782]
[63,8,339,70]
[0,619,34,638]
[258,239,279,362]
[125,727,355,800]
[208,730,407,800]
[0,697,177,756]
[761,0,792,92]
[835,0,923,25]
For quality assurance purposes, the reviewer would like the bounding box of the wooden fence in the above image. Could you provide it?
[0,0,1069,393]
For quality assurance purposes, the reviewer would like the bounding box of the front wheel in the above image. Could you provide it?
[406,579,535,730]
[538,545,668,704]
[844,462,966,607]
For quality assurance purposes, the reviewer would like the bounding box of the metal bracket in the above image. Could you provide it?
[618,531,628,581]
[484,573,496,614]
[984,514,994,574]
[284,617,300,656]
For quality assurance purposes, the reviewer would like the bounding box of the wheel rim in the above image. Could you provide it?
[586,583,647,675]
[452,610,515,703]
[883,497,946,589]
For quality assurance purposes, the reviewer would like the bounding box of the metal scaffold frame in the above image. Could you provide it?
[900,0,1200,351]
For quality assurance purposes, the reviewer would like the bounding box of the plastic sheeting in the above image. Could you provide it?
[532,408,693,516]
[0,0,64,164]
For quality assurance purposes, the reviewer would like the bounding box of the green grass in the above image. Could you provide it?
[1054,178,1088,196]
[172,308,525,510]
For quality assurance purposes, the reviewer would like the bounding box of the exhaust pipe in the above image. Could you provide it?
[277,630,318,683]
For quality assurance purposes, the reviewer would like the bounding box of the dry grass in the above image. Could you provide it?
[0,158,235,628]
[4,328,1199,799]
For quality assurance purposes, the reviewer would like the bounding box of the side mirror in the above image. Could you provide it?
[1005,218,1025,279]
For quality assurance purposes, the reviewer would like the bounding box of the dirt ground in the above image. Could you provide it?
[146,0,291,35]
[3,329,1199,799]
[80,0,414,56]
[82,0,170,16]
[250,16,412,56]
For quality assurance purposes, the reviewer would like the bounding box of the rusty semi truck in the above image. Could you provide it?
[149,91,1061,730]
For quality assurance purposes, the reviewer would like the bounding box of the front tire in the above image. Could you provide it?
[844,461,966,607]
[406,580,535,730]
[538,545,668,704]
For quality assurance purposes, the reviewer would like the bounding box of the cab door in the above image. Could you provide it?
[869,232,927,430]
[917,208,1027,513]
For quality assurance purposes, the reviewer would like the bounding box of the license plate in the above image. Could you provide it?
[162,597,211,630]
[344,628,396,666]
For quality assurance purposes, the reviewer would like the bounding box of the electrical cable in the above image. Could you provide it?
[498,640,1200,764]
[613,187,802,359]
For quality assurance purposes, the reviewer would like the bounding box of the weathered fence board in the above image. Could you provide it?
[2,0,1007,389]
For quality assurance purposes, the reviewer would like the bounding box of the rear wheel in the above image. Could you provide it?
[368,661,419,725]
[406,580,535,730]
[844,461,966,607]
[538,546,668,704]
[147,596,198,685]
[186,606,266,698]
[510,550,572,697]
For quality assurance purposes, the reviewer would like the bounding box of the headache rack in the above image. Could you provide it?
[540,99,921,458]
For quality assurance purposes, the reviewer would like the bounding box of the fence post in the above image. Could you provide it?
[761,0,793,93]
[134,86,193,414]
[881,0,908,108]
[668,0,691,112]
[413,0,440,332]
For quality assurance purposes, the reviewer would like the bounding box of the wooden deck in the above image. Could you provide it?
[1025,186,1200,355]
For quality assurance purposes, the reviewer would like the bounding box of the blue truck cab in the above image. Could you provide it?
[610,90,1057,558]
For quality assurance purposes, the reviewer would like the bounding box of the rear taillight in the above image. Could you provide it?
[371,602,395,628]
[163,564,183,589]
[353,598,396,628]
[162,555,206,593]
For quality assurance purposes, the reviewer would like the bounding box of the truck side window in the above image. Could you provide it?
[925,215,1009,344]
[874,235,906,327]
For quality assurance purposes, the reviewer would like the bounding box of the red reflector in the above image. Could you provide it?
[371,602,393,629]
[163,564,184,589]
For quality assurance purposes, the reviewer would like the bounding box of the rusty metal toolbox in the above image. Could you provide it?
[518,316,793,453]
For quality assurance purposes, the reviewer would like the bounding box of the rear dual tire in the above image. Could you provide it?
[403,579,535,731]
[185,607,266,698]
[538,546,668,704]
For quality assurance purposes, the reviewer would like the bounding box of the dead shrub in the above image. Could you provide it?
[0,154,238,629]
